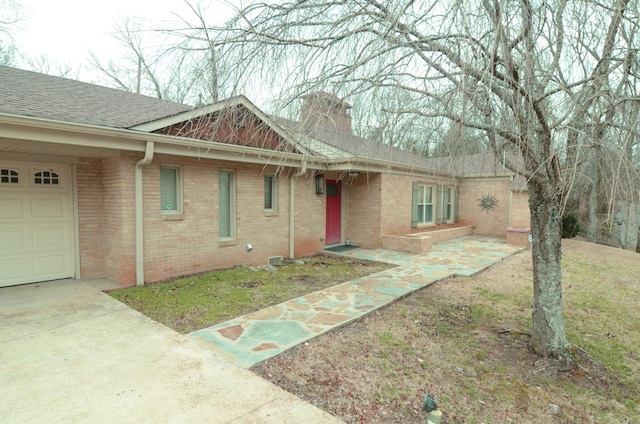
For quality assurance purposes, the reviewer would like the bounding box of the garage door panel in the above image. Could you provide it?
[0,228,26,251]
[0,257,29,286]
[32,226,68,249]
[0,197,25,219]
[33,254,69,278]
[31,198,66,218]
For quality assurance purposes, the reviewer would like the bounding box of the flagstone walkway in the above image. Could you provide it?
[189,236,522,368]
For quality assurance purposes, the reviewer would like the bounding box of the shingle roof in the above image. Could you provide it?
[0,66,193,128]
[274,116,439,167]
[274,115,525,186]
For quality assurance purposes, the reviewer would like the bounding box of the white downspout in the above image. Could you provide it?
[289,161,308,259]
[135,141,154,286]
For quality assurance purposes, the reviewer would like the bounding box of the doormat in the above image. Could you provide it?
[325,244,359,253]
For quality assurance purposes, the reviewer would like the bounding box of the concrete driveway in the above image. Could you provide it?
[0,279,342,423]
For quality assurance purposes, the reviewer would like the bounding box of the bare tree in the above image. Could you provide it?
[89,1,236,104]
[210,0,639,360]
[0,0,23,66]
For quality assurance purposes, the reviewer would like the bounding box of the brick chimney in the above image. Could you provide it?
[300,92,352,134]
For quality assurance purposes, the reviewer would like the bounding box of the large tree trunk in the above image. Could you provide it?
[528,186,572,361]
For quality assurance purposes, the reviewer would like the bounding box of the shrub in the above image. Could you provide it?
[562,213,580,238]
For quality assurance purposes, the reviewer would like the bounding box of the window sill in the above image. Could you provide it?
[219,239,237,247]
[417,223,436,228]
[161,213,185,221]
[264,210,279,217]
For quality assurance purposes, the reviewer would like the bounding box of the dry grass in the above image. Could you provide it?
[252,240,640,423]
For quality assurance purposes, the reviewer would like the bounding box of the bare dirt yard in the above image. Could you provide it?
[252,240,640,423]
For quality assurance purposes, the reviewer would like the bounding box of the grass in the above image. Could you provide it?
[251,240,640,423]
[109,240,640,423]
[109,254,391,333]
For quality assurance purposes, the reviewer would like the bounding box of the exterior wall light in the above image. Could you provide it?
[315,173,324,195]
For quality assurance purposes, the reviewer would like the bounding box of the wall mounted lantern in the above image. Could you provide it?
[315,173,325,195]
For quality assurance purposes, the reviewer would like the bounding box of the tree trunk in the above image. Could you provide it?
[528,186,572,361]
[588,149,600,243]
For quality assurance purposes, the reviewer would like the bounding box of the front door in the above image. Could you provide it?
[325,180,341,245]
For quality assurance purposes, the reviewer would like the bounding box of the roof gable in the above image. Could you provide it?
[134,96,311,155]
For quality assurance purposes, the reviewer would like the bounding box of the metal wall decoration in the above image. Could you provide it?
[478,193,499,213]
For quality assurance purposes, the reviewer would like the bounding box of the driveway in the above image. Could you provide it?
[0,279,342,423]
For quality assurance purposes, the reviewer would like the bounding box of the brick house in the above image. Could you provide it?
[0,66,530,288]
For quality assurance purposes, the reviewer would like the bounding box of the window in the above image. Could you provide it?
[33,170,59,185]
[219,171,236,239]
[160,166,182,213]
[444,187,452,221]
[0,168,19,184]
[264,175,277,210]
[412,183,433,226]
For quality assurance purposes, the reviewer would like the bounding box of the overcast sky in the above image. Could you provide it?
[13,0,238,81]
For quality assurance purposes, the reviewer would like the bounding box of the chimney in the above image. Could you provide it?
[300,92,352,134]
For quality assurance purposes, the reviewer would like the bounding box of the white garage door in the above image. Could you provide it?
[0,162,74,287]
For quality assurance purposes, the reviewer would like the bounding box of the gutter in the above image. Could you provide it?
[135,141,154,286]
[289,161,308,259]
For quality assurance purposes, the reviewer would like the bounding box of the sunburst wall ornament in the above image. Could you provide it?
[478,193,499,213]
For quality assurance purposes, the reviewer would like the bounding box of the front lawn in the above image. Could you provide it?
[109,255,391,333]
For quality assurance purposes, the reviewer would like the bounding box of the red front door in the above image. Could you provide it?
[325,180,341,245]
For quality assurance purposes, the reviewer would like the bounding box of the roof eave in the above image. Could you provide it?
[0,113,311,168]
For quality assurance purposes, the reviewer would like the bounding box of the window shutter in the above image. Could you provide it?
[411,182,419,228]
[454,187,459,223]
[160,168,177,211]
[219,172,231,238]
[435,184,443,224]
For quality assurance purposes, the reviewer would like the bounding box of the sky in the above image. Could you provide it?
[12,0,239,81]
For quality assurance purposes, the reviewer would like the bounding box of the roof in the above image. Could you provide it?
[0,66,192,128]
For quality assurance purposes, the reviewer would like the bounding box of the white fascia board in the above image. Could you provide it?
[0,113,311,168]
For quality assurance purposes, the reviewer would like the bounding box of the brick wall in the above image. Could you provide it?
[292,171,326,256]
[509,189,531,228]
[380,173,459,239]
[141,155,293,283]
[345,172,382,248]
[76,158,106,280]
[101,154,137,285]
[458,177,511,236]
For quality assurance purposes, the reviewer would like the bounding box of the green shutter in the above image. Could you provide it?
[411,182,419,228]
[435,184,443,224]
[219,172,231,238]
[160,167,177,211]
[454,187,459,223]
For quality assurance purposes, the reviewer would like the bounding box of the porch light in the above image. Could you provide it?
[315,173,324,195]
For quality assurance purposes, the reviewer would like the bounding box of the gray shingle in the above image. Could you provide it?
[0,66,193,128]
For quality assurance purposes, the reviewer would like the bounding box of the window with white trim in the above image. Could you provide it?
[160,166,182,213]
[264,175,277,210]
[416,184,433,225]
[219,170,236,239]
[0,168,19,184]
[33,170,59,185]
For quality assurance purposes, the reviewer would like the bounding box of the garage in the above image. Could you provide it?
[0,162,74,287]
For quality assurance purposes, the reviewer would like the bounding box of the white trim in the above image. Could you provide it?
[72,164,81,280]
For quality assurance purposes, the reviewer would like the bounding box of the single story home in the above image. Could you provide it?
[0,66,530,288]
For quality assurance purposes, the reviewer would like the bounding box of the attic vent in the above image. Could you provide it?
[0,168,19,184]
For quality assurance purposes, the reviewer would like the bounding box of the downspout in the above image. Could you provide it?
[289,160,308,259]
[135,141,154,286]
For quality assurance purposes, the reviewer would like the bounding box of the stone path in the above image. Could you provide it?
[189,236,522,368]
